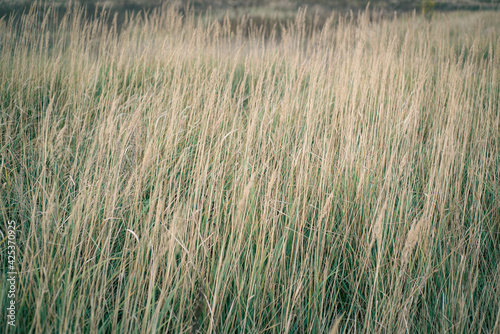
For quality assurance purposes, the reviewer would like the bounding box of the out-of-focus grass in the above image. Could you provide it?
[1,3,499,333]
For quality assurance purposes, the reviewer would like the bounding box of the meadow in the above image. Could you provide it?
[1,4,500,333]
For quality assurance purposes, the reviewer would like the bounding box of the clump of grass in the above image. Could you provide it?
[1,3,499,333]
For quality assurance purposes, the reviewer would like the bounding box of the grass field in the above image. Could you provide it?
[1,4,500,333]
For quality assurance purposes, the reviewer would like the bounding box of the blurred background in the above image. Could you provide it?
[0,0,498,34]
[1,0,499,13]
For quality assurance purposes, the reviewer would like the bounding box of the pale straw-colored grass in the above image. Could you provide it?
[1,4,499,333]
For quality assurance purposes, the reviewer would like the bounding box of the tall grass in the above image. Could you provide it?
[1,4,499,333]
